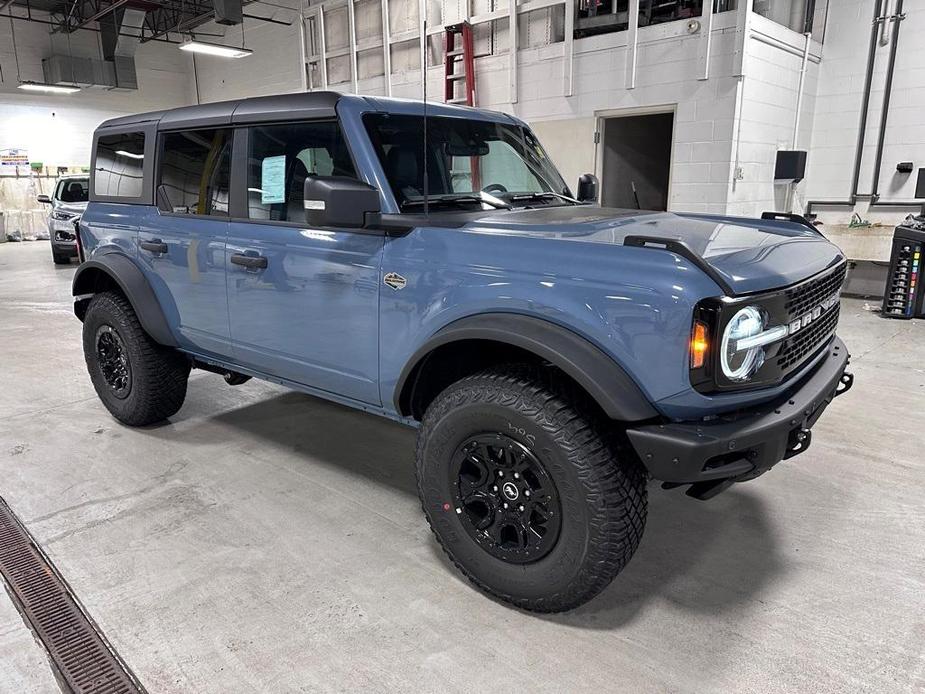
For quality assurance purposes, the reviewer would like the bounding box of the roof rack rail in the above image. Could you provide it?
[760,211,824,236]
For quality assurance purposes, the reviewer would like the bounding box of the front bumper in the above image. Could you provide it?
[627,337,852,499]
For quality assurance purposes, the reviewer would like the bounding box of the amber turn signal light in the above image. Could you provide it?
[690,320,709,369]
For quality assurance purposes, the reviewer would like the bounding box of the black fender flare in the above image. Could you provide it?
[72,254,178,347]
[395,313,658,422]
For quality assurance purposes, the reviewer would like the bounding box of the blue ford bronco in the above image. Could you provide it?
[74,92,853,612]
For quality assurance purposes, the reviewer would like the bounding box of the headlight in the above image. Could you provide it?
[52,210,75,221]
[720,306,766,381]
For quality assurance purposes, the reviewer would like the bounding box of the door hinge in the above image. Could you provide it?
[593,131,601,144]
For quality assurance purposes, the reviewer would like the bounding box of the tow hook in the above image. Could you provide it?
[784,428,812,460]
[834,372,854,398]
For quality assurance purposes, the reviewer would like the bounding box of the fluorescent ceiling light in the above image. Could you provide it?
[179,40,252,58]
[18,81,80,94]
[115,150,145,160]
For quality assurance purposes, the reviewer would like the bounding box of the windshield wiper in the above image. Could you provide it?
[401,192,511,211]
[510,192,583,205]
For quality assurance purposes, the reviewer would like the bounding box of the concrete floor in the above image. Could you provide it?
[0,240,923,694]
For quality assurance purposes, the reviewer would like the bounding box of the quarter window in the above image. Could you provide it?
[94,132,146,198]
[246,121,357,222]
[159,129,232,216]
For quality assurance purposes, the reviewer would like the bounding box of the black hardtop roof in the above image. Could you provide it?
[96,91,343,132]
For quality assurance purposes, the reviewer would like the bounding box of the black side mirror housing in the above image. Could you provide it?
[576,174,598,203]
[303,176,381,228]
[36,194,51,204]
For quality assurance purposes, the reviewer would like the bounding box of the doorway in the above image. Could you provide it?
[599,112,674,211]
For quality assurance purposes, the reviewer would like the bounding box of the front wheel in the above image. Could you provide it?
[416,365,647,612]
[82,291,190,426]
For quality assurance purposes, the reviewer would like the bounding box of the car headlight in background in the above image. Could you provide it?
[52,210,76,221]
[720,306,789,382]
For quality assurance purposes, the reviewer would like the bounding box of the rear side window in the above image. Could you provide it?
[158,129,232,216]
[246,121,357,222]
[94,132,146,198]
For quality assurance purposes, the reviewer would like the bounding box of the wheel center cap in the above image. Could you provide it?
[501,481,519,501]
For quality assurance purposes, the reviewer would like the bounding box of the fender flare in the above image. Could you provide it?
[394,313,658,422]
[72,254,177,347]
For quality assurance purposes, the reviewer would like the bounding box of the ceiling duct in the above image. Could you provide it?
[99,7,147,60]
[42,53,138,90]
[95,6,144,89]
[213,0,243,25]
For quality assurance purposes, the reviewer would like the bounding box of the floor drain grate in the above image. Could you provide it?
[0,497,144,694]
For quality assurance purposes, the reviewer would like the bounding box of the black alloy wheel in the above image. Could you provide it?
[83,291,190,426]
[416,364,648,613]
[450,433,561,564]
[95,325,132,399]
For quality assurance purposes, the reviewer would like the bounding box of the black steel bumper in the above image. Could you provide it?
[627,337,853,499]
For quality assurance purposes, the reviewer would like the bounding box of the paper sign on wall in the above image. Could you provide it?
[261,155,286,204]
[0,149,29,167]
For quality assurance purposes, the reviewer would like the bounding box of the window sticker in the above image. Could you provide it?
[260,155,286,204]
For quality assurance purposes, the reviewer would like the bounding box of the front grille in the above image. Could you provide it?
[784,262,847,317]
[775,262,847,374]
[777,303,840,371]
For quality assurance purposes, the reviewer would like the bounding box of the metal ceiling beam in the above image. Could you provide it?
[72,0,129,30]
[10,0,262,44]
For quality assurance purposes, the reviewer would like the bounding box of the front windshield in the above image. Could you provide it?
[363,113,570,210]
[56,178,89,203]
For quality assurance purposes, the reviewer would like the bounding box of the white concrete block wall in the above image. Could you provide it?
[149,4,823,219]
[493,16,743,214]
[726,15,822,218]
[806,0,925,224]
[194,0,305,102]
[7,2,914,228]
[0,12,195,167]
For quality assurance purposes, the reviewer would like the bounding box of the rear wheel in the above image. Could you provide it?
[82,291,190,426]
[416,364,647,612]
[52,251,71,265]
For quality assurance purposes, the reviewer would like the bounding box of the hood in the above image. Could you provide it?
[461,207,845,295]
[55,201,88,215]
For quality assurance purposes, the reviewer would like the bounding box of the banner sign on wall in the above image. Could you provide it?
[0,149,30,167]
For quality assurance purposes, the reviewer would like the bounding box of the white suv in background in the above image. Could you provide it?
[37,175,89,264]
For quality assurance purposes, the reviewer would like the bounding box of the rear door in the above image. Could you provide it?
[137,127,233,357]
[226,120,383,404]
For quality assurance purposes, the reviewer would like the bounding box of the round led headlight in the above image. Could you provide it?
[720,306,765,381]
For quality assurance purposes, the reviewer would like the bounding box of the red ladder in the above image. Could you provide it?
[444,22,475,106]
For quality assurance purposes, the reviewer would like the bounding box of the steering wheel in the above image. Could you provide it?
[482,183,508,194]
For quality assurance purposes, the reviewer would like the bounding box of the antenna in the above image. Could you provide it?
[422,8,429,216]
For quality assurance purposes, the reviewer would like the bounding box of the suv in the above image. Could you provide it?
[37,175,89,264]
[73,93,853,612]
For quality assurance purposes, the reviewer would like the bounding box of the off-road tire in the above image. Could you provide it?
[82,291,190,426]
[416,364,647,613]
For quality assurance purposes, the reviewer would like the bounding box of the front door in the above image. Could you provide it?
[138,127,233,357]
[226,120,383,405]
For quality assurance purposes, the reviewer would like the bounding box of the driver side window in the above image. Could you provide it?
[246,121,357,222]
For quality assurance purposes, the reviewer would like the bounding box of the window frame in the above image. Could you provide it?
[89,124,157,204]
[229,118,380,234]
[155,126,235,220]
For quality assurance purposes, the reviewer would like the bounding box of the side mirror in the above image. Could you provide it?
[37,194,51,204]
[576,174,598,203]
[303,176,380,228]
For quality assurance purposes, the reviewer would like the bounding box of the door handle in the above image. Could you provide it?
[140,240,168,254]
[230,253,268,270]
